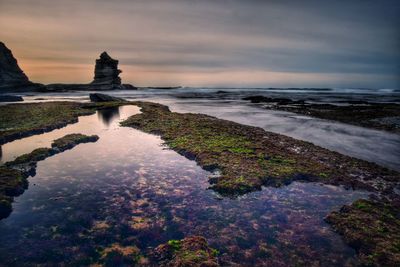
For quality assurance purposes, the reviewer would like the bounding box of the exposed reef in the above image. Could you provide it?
[0,42,44,92]
[0,134,99,220]
[0,102,94,145]
[326,198,400,266]
[122,101,399,196]
[0,101,129,145]
[121,101,400,265]
[242,96,400,134]
[152,236,219,267]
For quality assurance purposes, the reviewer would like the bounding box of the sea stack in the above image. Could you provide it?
[90,52,123,90]
[0,42,43,92]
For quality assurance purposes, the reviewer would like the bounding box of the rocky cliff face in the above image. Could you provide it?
[0,42,43,91]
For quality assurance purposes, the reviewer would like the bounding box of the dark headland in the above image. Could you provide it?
[0,42,136,93]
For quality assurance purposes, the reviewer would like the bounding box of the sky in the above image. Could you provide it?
[0,0,399,88]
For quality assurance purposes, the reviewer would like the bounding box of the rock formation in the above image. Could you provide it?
[0,43,135,92]
[89,93,125,102]
[0,42,43,92]
[46,51,136,91]
[91,52,121,87]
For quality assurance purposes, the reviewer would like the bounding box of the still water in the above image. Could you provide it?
[0,105,369,266]
[14,87,400,171]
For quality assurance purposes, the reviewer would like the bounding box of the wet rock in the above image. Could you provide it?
[51,133,99,151]
[326,198,400,266]
[89,93,125,102]
[122,101,400,197]
[122,83,137,90]
[0,95,23,102]
[0,42,44,92]
[153,236,220,267]
[0,166,26,219]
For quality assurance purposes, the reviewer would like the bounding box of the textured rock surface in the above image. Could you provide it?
[91,52,122,89]
[153,236,220,267]
[44,52,136,91]
[0,42,43,92]
[89,93,125,102]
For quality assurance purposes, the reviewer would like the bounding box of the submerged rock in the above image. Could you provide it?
[0,42,44,92]
[89,93,125,102]
[0,95,23,102]
[153,236,220,267]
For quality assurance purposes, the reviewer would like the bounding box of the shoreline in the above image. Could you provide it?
[0,99,399,265]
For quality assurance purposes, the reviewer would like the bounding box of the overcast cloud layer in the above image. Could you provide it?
[0,0,399,88]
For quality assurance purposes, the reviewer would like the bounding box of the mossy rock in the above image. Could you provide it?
[153,236,219,267]
[51,133,99,151]
[122,101,400,197]
[326,198,400,266]
[0,167,26,219]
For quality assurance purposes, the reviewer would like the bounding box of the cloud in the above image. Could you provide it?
[0,0,399,87]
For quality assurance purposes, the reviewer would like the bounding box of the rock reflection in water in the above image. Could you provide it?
[0,107,370,266]
[0,105,140,163]
[97,106,120,126]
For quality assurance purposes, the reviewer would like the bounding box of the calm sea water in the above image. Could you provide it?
[0,104,370,266]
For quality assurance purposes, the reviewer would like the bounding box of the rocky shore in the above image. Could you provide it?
[122,101,399,197]
[0,100,130,145]
[242,95,400,134]
[0,97,399,265]
[121,100,399,265]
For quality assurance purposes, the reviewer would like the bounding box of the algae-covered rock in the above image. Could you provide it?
[99,243,141,266]
[0,166,26,219]
[122,101,400,197]
[51,133,99,151]
[153,236,220,267]
[326,198,400,266]
[0,102,96,145]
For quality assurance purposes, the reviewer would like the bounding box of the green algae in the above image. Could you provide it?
[153,236,220,267]
[0,166,25,219]
[7,147,54,166]
[122,101,400,197]
[51,133,99,151]
[0,102,94,144]
[0,101,129,145]
[326,198,400,266]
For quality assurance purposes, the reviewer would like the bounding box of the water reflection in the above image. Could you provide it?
[0,105,140,163]
[97,106,120,126]
[0,104,369,266]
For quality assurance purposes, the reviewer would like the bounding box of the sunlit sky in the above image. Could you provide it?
[0,0,399,88]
